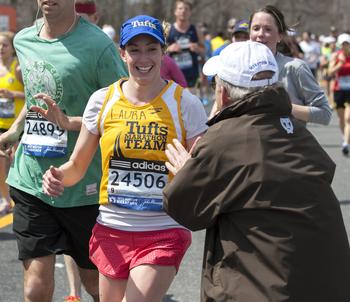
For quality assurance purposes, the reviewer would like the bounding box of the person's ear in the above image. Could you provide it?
[119,48,127,63]
[277,32,284,44]
[221,85,231,108]
[92,13,100,24]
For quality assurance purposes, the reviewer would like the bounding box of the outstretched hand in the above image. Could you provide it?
[0,88,14,99]
[0,130,20,158]
[165,138,198,176]
[31,93,68,129]
[42,166,64,197]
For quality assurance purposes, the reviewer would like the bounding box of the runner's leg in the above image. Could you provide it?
[23,255,55,302]
[122,264,176,302]
[99,274,127,302]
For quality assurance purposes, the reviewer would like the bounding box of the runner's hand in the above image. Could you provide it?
[31,93,69,129]
[0,130,19,158]
[189,42,199,53]
[167,42,181,53]
[42,166,64,197]
[0,88,14,98]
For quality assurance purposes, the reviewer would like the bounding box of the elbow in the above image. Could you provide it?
[163,202,210,231]
[308,100,333,125]
[320,105,333,125]
[324,110,332,125]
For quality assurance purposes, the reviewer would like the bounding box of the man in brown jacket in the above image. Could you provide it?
[163,41,350,302]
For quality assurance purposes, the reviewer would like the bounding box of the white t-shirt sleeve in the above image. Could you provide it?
[181,89,208,139]
[82,87,109,135]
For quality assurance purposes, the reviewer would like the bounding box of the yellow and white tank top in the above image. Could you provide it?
[0,58,24,130]
[98,80,186,211]
[83,79,208,231]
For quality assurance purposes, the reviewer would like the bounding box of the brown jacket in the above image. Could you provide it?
[163,86,350,302]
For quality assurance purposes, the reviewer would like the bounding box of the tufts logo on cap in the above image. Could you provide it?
[131,20,156,30]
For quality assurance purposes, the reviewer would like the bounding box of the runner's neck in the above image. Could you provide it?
[122,78,167,106]
[39,14,78,40]
[175,20,191,33]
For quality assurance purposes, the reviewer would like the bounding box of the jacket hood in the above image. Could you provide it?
[208,85,292,126]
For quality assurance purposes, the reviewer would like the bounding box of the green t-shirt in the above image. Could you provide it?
[8,17,128,207]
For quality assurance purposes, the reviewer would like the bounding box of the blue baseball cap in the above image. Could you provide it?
[233,19,249,35]
[120,15,165,48]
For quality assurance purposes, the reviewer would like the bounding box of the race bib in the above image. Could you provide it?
[0,98,15,118]
[177,36,191,50]
[339,76,350,90]
[173,51,193,69]
[107,157,168,211]
[22,111,68,157]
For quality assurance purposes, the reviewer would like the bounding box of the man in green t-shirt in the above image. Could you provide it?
[0,0,127,301]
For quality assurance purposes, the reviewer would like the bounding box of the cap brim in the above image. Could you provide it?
[121,32,165,47]
[202,55,221,76]
[233,30,248,35]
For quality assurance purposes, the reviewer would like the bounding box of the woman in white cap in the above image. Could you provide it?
[329,33,350,155]
[249,5,332,126]
[41,15,207,301]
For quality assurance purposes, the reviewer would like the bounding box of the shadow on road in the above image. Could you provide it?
[0,231,15,241]
[321,144,347,148]
[339,200,350,205]
[308,123,339,129]
[163,294,178,302]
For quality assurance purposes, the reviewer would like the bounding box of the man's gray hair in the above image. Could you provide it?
[216,76,280,103]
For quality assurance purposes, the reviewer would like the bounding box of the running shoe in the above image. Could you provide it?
[342,145,349,156]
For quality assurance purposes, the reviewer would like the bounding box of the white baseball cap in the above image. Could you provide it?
[337,33,350,45]
[102,24,116,40]
[323,36,336,44]
[203,41,279,88]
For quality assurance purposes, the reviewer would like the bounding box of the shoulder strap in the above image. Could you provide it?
[97,83,115,135]
[174,85,186,144]
[190,24,198,40]
[168,24,177,42]
[9,58,18,74]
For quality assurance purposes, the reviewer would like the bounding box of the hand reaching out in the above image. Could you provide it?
[31,93,69,129]
[0,130,20,158]
[0,88,14,99]
[165,138,199,175]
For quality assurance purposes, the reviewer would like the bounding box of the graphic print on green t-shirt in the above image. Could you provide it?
[22,60,64,108]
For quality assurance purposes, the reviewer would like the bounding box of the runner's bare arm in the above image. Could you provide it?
[192,26,206,56]
[328,52,345,76]
[42,125,99,196]
[0,88,25,99]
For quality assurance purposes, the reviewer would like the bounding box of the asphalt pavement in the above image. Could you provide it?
[0,113,349,302]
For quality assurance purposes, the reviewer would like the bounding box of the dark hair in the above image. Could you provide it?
[249,5,290,34]
[175,0,193,10]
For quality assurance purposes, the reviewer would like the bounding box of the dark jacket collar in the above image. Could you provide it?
[208,86,292,126]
